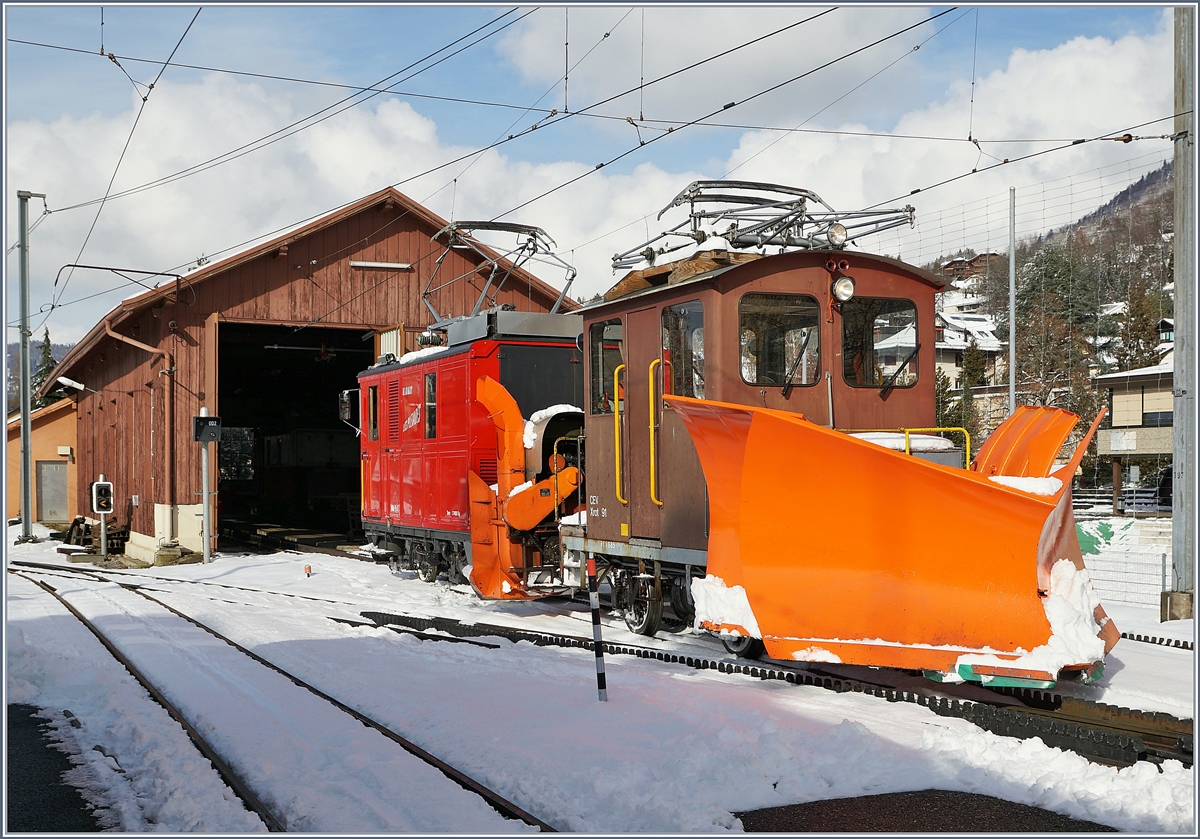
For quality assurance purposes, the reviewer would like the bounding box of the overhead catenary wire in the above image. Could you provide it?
[30,5,838,325]
[725,6,975,179]
[12,34,1112,148]
[26,8,1172,339]
[492,7,957,222]
[40,9,528,216]
[50,7,202,325]
[22,6,826,221]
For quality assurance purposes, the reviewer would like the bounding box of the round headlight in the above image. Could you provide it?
[832,276,856,302]
[827,222,848,247]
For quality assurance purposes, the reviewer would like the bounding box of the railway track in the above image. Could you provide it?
[9,566,554,832]
[12,559,1193,770]
[356,609,1193,770]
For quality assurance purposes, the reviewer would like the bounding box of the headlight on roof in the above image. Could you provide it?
[827,222,848,247]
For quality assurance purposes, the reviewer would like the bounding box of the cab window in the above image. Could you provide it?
[589,319,624,414]
[662,300,704,399]
[738,293,820,387]
[424,373,437,438]
[841,298,918,388]
[367,385,379,441]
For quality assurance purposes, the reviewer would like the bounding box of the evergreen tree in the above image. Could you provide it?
[934,366,981,451]
[1116,277,1166,370]
[961,337,987,388]
[934,367,954,428]
[31,328,64,410]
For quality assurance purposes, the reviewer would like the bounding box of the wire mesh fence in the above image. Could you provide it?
[1085,547,1174,608]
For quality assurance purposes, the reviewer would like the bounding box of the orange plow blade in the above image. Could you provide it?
[666,396,1117,687]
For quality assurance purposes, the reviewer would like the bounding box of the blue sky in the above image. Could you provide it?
[4,4,1181,342]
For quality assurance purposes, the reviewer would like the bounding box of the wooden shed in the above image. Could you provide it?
[39,187,577,561]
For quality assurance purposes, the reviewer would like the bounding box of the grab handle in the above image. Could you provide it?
[613,364,627,505]
[648,359,663,507]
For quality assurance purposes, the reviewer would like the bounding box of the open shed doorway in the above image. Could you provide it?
[217,323,372,541]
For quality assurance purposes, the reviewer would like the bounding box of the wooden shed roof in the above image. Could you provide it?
[47,186,577,389]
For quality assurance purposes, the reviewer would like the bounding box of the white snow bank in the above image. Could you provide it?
[691,575,761,637]
[523,404,583,449]
[988,475,1063,496]
[791,646,842,663]
[850,432,957,452]
[6,575,267,832]
[507,480,533,499]
[394,344,453,366]
[560,510,587,525]
[957,559,1105,678]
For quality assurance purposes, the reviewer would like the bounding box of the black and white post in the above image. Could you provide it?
[194,410,222,564]
[586,554,608,701]
[90,475,113,562]
[201,408,211,564]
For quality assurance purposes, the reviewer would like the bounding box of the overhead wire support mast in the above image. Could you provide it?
[422,222,576,323]
[612,180,915,271]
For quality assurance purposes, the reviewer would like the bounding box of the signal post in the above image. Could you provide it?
[91,475,114,562]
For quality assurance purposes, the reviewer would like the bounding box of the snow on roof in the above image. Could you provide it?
[1094,359,1173,382]
[935,311,1004,352]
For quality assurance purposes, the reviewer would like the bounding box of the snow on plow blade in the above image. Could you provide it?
[665,397,1119,688]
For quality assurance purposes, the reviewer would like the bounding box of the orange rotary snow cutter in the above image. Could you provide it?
[467,376,579,600]
[666,397,1119,688]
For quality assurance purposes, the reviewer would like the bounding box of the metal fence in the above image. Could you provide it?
[1085,547,1175,608]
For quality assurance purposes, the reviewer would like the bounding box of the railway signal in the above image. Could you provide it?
[90,475,113,562]
[90,480,114,515]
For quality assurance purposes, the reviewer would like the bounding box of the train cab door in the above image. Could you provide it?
[361,382,382,520]
[625,306,663,541]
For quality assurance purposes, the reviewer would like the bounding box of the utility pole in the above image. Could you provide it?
[16,190,46,544]
[1168,6,1195,620]
[1009,187,1017,414]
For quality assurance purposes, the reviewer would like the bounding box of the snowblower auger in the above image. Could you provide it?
[666,395,1118,688]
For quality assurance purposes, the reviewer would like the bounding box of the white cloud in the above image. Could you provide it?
[495,6,936,131]
[5,10,1175,343]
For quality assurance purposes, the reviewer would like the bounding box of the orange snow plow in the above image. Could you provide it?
[667,396,1119,688]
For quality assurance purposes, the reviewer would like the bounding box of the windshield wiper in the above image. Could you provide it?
[879,343,921,399]
[781,329,815,398]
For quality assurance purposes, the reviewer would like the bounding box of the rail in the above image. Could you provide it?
[12,564,555,831]
[11,571,285,831]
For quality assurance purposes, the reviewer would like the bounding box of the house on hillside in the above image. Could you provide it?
[934,310,1010,435]
[1093,352,1174,512]
[939,252,1002,284]
[37,187,577,563]
[6,398,78,526]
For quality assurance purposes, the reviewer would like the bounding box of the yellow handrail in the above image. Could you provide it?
[613,364,627,505]
[648,359,663,507]
[902,426,972,468]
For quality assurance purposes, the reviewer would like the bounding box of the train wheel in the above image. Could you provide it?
[669,577,696,626]
[623,578,663,636]
[416,561,439,583]
[721,635,765,660]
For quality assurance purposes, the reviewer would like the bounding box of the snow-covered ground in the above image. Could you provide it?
[5,523,1195,833]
